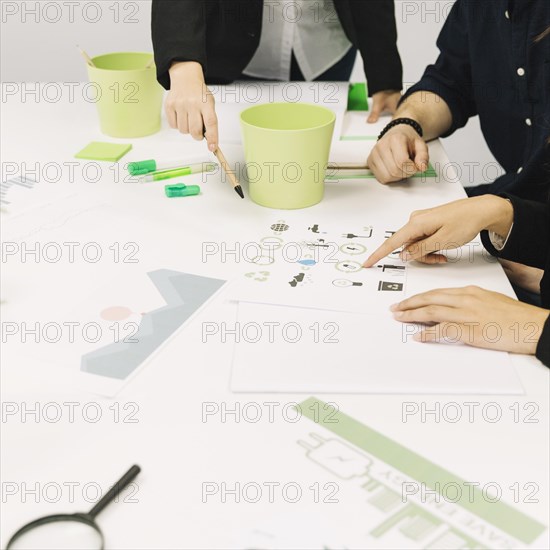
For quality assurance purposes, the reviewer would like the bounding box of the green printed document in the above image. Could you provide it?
[298,398,548,549]
[326,163,438,180]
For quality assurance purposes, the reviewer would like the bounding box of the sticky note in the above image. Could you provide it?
[75,142,132,162]
[347,83,369,111]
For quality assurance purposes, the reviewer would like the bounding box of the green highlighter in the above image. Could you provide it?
[165,184,201,198]
[139,163,216,183]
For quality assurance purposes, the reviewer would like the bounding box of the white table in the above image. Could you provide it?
[1,86,548,549]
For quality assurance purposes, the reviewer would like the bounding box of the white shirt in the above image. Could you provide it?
[488,200,514,251]
[243,0,352,81]
[489,225,514,251]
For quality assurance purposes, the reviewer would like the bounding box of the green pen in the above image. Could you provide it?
[138,162,217,183]
[128,157,211,175]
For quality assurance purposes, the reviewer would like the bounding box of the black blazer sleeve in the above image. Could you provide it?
[152,0,208,90]
[399,0,477,137]
[480,195,550,271]
[481,194,550,367]
[481,195,550,367]
[537,317,550,367]
[334,0,402,95]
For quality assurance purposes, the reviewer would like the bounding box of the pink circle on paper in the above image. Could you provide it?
[100,306,133,321]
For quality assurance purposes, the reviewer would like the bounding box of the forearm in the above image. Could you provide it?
[394,91,453,141]
[169,61,204,84]
[480,196,514,237]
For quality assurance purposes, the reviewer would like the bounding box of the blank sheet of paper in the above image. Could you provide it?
[230,302,524,395]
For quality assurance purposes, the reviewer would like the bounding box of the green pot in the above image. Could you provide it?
[87,52,163,138]
[240,102,336,209]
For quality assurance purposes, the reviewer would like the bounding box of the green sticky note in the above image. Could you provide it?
[347,83,369,111]
[75,142,132,162]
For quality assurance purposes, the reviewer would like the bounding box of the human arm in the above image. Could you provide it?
[151,1,218,150]
[481,195,550,270]
[391,286,550,363]
[362,195,514,267]
[333,0,402,96]
[333,0,402,122]
[367,0,478,182]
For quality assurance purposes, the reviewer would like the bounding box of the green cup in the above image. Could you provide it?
[87,52,164,138]
[240,103,336,209]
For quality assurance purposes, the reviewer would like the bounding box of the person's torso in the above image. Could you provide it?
[242,0,352,81]
[464,0,550,177]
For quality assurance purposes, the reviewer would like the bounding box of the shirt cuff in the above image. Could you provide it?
[488,222,514,251]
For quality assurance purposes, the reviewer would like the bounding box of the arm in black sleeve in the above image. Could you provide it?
[480,195,550,270]
[536,316,550,367]
[152,0,207,90]
[399,0,477,137]
[334,0,402,95]
[469,143,550,203]
[481,195,550,367]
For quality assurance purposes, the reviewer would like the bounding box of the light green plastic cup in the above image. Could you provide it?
[87,52,164,138]
[240,103,336,209]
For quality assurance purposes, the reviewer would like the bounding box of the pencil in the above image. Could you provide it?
[211,145,244,199]
[327,162,370,171]
[76,45,96,68]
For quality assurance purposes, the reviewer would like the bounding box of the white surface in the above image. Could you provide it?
[230,303,522,394]
[1,91,548,549]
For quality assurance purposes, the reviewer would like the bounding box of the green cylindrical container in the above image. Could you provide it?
[87,52,164,138]
[240,103,336,209]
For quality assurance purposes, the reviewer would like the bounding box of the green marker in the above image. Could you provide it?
[165,184,201,198]
[138,162,217,183]
[128,158,212,175]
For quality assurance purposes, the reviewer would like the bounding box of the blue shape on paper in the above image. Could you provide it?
[297,259,316,267]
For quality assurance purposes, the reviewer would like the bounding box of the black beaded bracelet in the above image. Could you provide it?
[377,118,424,141]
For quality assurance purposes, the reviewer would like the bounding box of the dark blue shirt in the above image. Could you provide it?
[403,0,550,201]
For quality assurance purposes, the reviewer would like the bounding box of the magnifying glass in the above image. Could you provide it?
[6,465,141,550]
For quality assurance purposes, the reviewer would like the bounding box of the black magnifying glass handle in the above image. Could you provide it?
[88,465,141,520]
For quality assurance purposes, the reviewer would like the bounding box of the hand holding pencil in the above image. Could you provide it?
[165,61,219,152]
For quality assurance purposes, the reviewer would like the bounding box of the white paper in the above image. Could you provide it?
[230,302,524,395]
[212,81,349,145]
[227,218,409,313]
[340,110,392,141]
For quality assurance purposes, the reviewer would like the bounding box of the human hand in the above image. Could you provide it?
[499,259,544,295]
[367,90,401,123]
[391,285,549,355]
[165,61,218,151]
[362,196,514,267]
[367,123,429,183]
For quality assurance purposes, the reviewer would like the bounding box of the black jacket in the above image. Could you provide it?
[402,0,550,201]
[481,194,550,366]
[152,0,402,94]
